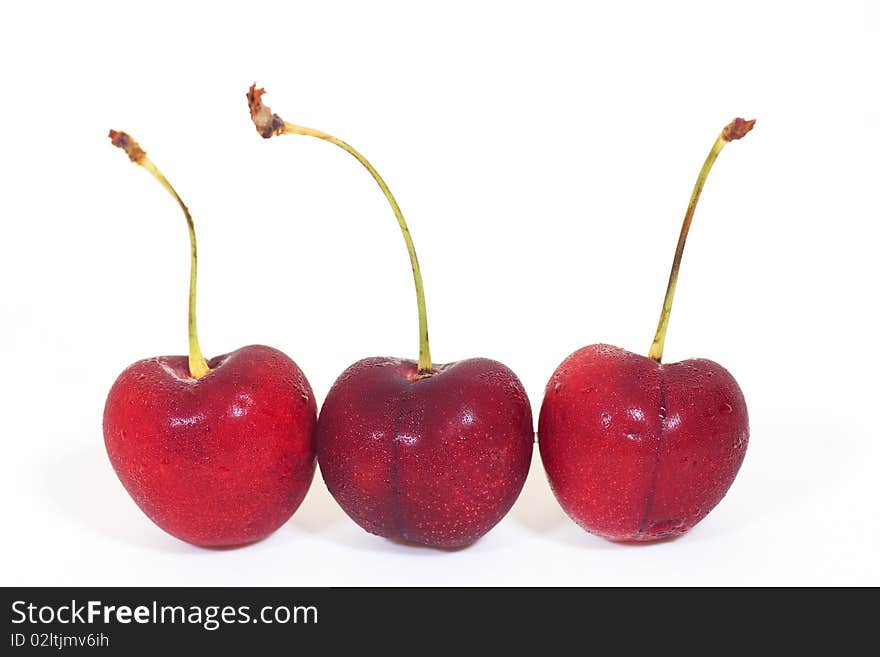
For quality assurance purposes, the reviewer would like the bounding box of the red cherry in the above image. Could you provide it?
[104,131,316,546]
[104,346,316,547]
[539,118,755,541]
[317,358,533,547]
[539,344,747,541]
[248,86,533,547]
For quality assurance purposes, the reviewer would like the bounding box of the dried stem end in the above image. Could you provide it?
[247,84,285,139]
[108,130,146,164]
[722,118,756,142]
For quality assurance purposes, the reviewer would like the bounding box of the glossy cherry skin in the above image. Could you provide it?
[103,345,317,547]
[317,357,534,548]
[538,344,748,541]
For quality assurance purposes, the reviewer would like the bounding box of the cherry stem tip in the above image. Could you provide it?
[108,129,146,164]
[247,83,285,139]
[722,118,756,142]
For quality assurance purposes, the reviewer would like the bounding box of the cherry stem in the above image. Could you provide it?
[247,85,433,375]
[647,118,755,363]
[109,130,211,379]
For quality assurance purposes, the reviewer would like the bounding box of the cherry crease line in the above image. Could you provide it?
[389,384,410,541]
[636,367,667,537]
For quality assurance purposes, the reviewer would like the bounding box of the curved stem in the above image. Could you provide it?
[109,130,211,379]
[647,118,755,363]
[283,124,432,374]
[247,86,432,374]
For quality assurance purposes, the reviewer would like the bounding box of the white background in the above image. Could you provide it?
[1,1,877,586]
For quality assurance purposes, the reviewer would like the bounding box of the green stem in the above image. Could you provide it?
[647,118,755,363]
[109,131,211,379]
[280,122,433,375]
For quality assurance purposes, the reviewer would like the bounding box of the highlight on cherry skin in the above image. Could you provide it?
[247,85,534,548]
[102,130,317,548]
[538,118,755,542]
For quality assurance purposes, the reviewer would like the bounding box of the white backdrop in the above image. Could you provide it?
[1,1,877,586]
